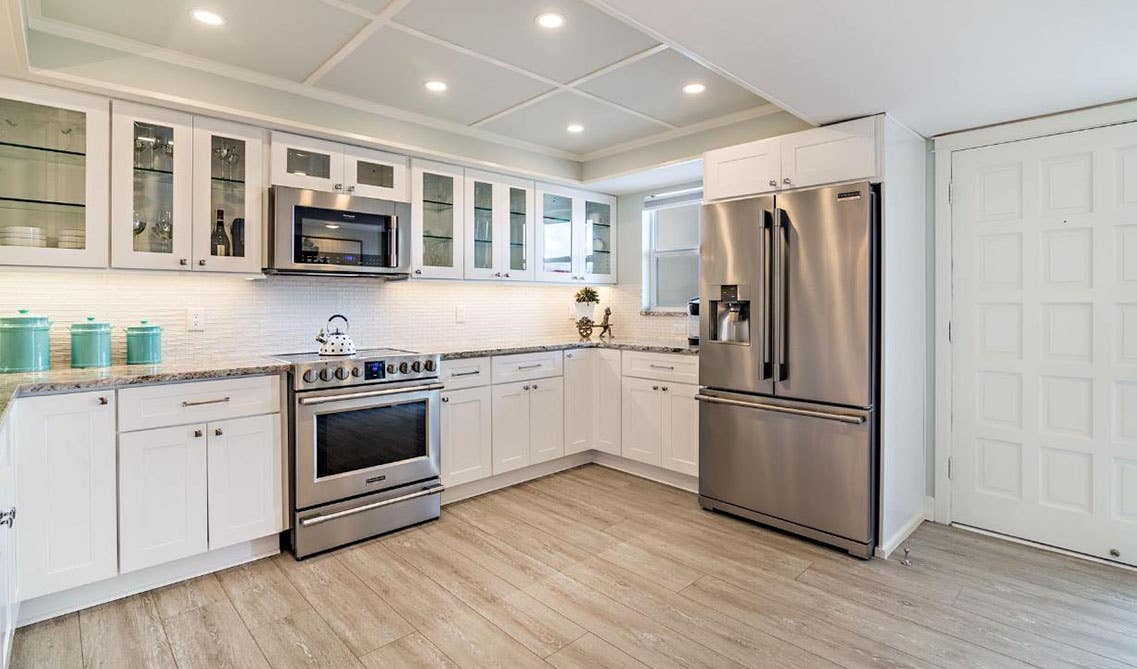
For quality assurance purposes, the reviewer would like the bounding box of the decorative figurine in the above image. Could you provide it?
[597,307,613,339]
[575,317,594,340]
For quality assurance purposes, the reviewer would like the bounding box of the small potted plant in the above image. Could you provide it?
[575,286,599,320]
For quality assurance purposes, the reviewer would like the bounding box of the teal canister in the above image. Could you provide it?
[70,316,111,368]
[124,320,162,365]
[0,309,51,373]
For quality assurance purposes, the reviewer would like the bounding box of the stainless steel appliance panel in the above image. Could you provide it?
[293,480,441,558]
[774,183,874,407]
[697,389,875,547]
[699,195,774,395]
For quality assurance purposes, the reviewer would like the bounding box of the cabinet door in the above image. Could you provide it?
[192,117,264,273]
[499,176,535,281]
[344,145,408,201]
[269,131,344,192]
[535,185,576,282]
[621,377,662,466]
[441,386,493,486]
[464,172,497,279]
[580,194,616,284]
[16,391,117,600]
[119,424,208,573]
[595,349,622,456]
[529,377,564,465]
[111,101,194,269]
[0,415,16,658]
[207,414,282,550]
[563,350,595,455]
[703,136,781,201]
[661,382,699,476]
[492,381,531,475]
[0,80,109,268]
[780,116,878,189]
[411,160,464,279]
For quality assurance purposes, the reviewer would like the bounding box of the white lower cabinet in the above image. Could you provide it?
[621,377,664,465]
[661,383,699,476]
[621,371,699,476]
[595,350,622,455]
[564,349,621,456]
[528,378,564,465]
[207,414,282,550]
[1,414,18,658]
[441,386,493,486]
[119,424,208,573]
[15,391,118,600]
[491,377,563,475]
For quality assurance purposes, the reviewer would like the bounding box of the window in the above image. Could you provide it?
[642,190,701,311]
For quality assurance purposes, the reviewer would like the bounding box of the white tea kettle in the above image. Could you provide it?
[315,314,356,356]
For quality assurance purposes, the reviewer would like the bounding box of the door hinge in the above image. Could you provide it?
[948,180,953,205]
[947,457,953,481]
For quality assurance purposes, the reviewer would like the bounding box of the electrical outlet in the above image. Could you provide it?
[455,305,467,323]
[187,307,206,332]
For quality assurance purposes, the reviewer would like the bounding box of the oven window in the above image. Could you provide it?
[294,205,395,267]
[315,400,426,478]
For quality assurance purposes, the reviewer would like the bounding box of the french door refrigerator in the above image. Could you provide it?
[697,181,879,557]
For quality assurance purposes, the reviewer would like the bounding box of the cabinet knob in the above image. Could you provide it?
[198,259,206,266]
[334,183,344,190]
[768,179,777,187]
[215,428,223,436]
[532,384,538,390]
[652,385,659,391]
[662,386,669,392]
[522,385,531,391]
[441,396,449,403]
[98,396,108,405]
[348,185,356,193]
[783,177,792,185]
[179,258,189,266]
[565,353,573,358]
[194,429,203,438]
[494,272,501,277]
[414,269,423,275]
[504,273,510,278]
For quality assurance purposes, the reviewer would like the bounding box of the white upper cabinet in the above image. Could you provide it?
[464,170,535,281]
[0,78,109,268]
[703,115,882,201]
[411,159,464,279]
[270,132,408,201]
[191,117,264,273]
[111,101,194,270]
[535,184,617,284]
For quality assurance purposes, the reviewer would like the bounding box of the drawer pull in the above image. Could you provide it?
[649,364,675,371]
[518,363,542,370]
[214,428,223,436]
[451,369,481,377]
[194,429,204,438]
[182,396,231,408]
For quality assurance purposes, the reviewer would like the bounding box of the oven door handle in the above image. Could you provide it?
[298,382,444,405]
[300,485,445,527]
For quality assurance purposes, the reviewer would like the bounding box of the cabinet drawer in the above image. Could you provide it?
[621,351,699,385]
[439,357,492,390]
[118,375,280,432]
[492,351,563,384]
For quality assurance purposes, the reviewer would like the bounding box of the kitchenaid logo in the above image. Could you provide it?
[837,191,862,201]
[366,475,387,484]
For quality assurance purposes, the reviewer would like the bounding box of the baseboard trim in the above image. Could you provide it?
[441,451,594,505]
[17,535,279,627]
[875,509,926,559]
[590,453,698,493]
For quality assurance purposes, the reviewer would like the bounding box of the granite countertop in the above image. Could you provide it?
[0,355,290,424]
[429,339,699,360]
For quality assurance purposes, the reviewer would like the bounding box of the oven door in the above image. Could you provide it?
[294,381,441,510]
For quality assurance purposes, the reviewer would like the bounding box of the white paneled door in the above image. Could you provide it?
[951,121,1137,567]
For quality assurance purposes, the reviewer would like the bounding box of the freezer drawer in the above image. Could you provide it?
[697,390,876,550]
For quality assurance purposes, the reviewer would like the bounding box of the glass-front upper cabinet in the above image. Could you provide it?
[269,132,343,193]
[111,101,193,270]
[410,159,464,279]
[535,184,617,284]
[344,146,408,201]
[0,80,109,268]
[536,185,575,282]
[582,194,616,283]
[191,117,264,273]
[463,170,534,281]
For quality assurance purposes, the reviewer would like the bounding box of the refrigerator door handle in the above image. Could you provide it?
[761,209,773,379]
[695,393,866,424]
[775,208,790,382]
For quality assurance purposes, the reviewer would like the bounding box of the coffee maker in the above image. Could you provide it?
[686,297,700,347]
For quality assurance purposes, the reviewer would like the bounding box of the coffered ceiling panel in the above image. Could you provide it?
[578,48,766,126]
[391,0,658,83]
[317,25,554,125]
[480,91,663,154]
[39,0,369,81]
[337,0,395,13]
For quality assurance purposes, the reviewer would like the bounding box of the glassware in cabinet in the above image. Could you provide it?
[191,117,263,273]
[411,160,464,279]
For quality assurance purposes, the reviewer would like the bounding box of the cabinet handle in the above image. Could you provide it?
[518,363,542,370]
[565,353,573,358]
[504,272,510,278]
[348,185,356,193]
[441,396,449,403]
[179,258,188,266]
[182,396,231,407]
[494,272,502,277]
[649,364,675,371]
[451,369,481,377]
[662,386,669,392]
[194,429,203,438]
[783,177,792,185]
[98,396,108,405]
[532,384,538,390]
[198,259,206,266]
[214,428,223,436]
[334,183,344,190]
[768,179,777,187]
[414,269,423,275]
[522,385,531,390]
[652,385,659,391]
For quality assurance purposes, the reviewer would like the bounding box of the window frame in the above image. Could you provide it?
[641,192,701,313]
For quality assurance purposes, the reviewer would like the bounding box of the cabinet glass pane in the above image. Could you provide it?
[421,172,454,267]
[0,97,87,250]
[209,135,246,258]
[286,148,330,179]
[131,121,175,254]
[541,192,572,275]
[356,160,394,188]
[585,200,612,275]
[472,181,492,269]
[509,186,527,271]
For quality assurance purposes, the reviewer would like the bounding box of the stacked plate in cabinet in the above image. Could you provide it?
[0,226,46,248]
[56,228,85,249]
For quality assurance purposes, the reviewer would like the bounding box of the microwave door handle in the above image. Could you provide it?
[776,208,789,382]
[388,213,399,268]
[761,209,773,380]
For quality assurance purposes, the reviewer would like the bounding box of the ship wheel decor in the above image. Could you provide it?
[575,317,594,340]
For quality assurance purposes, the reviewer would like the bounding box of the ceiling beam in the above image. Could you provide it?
[303,0,412,85]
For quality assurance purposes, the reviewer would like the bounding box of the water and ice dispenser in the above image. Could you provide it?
[708,285,751,345]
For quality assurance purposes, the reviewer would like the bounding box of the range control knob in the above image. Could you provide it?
[351,367,361,377]
[411,360,422,373]
[302,369,318,384]
[319,367,333,382]
[387,363,396,374]
[424,359,436,372]
[399,362,409,374]
[334,367,349,380]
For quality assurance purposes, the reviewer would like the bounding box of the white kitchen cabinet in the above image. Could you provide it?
[411,159,465,279]
[0,414,17,661]
[343,145,409,201]
[464,169,535,281]
[621,377,664,466]
[191,117,264,273]
[528,377,564,465]
[441,386,493,486]
[595,349,622,456]
[535,184,617,284]
[492,381,531,474]
[207,414,282,550]
[111,101,194,269]
[661,382,699,476]
[702,136,781,202]
[438,357,492,391]
[563,349,595,455]
[620,362,698,476]
[0,78,110,269]
[119,423,209,573]
[491,351,563,385]
[270,132,408,201]
[15,391,117,600]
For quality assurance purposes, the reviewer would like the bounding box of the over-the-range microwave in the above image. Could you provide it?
[266,185,411,277]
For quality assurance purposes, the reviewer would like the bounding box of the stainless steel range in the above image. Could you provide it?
[275,347,443,558]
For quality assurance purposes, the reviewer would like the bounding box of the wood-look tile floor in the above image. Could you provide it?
[12,464,1137,668]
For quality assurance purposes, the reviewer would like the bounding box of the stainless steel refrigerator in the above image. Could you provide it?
[697,181,878,558]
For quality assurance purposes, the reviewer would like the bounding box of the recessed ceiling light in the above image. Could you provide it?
[192,9,225,26]
[566,123,584,134]
[424,80,448,93]
[682,83,706,95]
[536,13,565,29]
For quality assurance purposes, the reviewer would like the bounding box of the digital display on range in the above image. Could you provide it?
[364,360,385,380]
